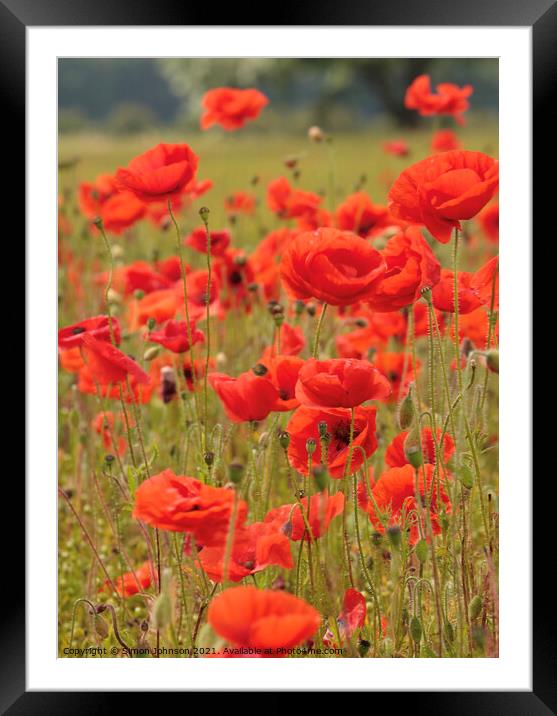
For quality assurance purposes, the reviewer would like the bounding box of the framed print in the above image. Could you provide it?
[8,0,550,709]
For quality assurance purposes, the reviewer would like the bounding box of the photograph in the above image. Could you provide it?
[57,56,500,661]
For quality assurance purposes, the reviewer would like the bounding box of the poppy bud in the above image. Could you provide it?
[318,421,328,438]
[306,438,317,456]
[444,621,455,644]
[415,538,428,563]
[458,461,474,490]
[281,519,293,538]
[387,525,402,551]
[461,337,475,358]
[293,169,301,181]
[204,451,214,467]
[216,351,227,368]
[161,366,177,405]
[313,465,329,493]
[104,454,115,466]
[358,639,371,657]
[92,216,103,228]
[355,318,368,328]
[134,289,145,300]
[247,282,259,293]
[410,616,422,644]
[143,345,161,361]
[469,595,482,621]
[486,350,499,374]
[250,175,259,186]
[273,313,285,328]
[233,254,247,267]
[95,614,110,640]
[308,126,324,142]
[252,363,268,377]
[294,300,305,316]
[147,317,156,331]
[198,206,210,225]
[398,384,415,430]
[279,431,291,450]
[228,461,244,485]
[141,620,149,632]
[306,303,317,317]
[152,592,172,630]
[404,430,423,469]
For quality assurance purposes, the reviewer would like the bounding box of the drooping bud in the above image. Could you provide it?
[404,428,423,469]
[94,614,110,640]
[469,595,482,621]
[398,383,415,430]
[143,345,161,361]
[415,538,428,563]
[228,462,244,485]
[486,349,499,374]
[409,616,422,644]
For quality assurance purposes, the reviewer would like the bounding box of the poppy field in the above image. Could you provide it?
[58,75,499,660]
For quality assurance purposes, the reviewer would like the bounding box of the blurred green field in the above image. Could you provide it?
[59,122,498,253]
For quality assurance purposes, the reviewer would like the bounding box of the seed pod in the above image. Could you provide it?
[387,525,402,551]
[134,289,145,300]
[398,384,415,430]
[318,421,328,438]
[415,538,428,563]
[358,639,371,657]
[306,438,317,456]
[198,206,210,224]
[294,300,305,316]
[204,451,214,467]
[469,595,482,621]
[252,363,268,377]
[410,616,422,644]
[147,317,157,331]
[278,431,291,450]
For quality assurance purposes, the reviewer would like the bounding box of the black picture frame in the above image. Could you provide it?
[10,1,550,710]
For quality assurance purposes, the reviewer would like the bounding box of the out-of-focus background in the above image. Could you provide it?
[58,58,498,245]
[59,58,497,135]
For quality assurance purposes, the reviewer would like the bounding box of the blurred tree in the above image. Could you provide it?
[106,103,158,135]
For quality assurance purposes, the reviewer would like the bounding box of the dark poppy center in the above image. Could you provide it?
[230,270,243,285]
[333,421,352,447]
[388,371,399,381]
[71,326,86,335]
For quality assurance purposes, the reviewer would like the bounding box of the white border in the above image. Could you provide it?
[28,26,531,691]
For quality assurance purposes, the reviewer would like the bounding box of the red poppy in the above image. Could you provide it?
[122,261,172,295]
[198,521,293,583]
[209,370,279,423]
[106,560,154,598]
[372,352,418,402]
[81,334,150,386]
[336,310,406,359]
[116,143,199,203]
[455,307,498,350]
[58,315,121,349]
[213,248,255,311]
[146,319,205,354]
[224,191,256,216]
[132,469,247,548]
[267,177,322,222]
[78,174,118,219]
[431,129,461,152]
[383,140,409,157]
[156,256,183,283]
[251,228,298,301]
[477,202,499,243]
[295,358,391,408]
[78,361,156,404]
[432,258,497,314]
[286,405,378,478]
[207,586,320,655]
[280,228,386,306]
[471,255,499,311]
[172,268,220,322]
[260,354,304,412]
[335,192,397,239]
[59,346,85,373]
[366,226,441,312]
[405,75,473,125]
[200,88,268,131]
[388,151,499,243]
[323,587,367,647]
[264,491,345,541]
[185,227,231,256]
[127,288,180,331]
[366,463,451,544]
[91,411,126,455]
[262,322,306,361]
[385,427,455,468]
[100,191,145,234]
